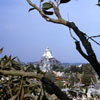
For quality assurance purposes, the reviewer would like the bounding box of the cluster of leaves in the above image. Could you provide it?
[0,48,60,100]
[0,56,40,100]
[29,0,71,15]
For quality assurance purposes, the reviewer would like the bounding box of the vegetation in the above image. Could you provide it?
[0,49,72,100]
[0,50,99,99]
[0,0,100,99]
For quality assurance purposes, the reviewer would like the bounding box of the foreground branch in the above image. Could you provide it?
[41,77,72,100]
[0,69,72,100]
[0,70,43,79]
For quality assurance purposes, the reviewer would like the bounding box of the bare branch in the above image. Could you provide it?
[88,35,100,38]
[69,28,78,41]
[86,35,100,46]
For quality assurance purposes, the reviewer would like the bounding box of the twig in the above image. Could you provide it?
[86,35,100,46]
[67,14,78,41]
[88,35,100,38]
[69,28,78,41]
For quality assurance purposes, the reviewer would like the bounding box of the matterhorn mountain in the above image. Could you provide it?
[38,48,63,72]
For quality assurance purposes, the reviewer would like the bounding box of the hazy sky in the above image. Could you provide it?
[0,0,100,63]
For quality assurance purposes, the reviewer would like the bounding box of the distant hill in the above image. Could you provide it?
[26,48,86,71]
[62,63,86,68]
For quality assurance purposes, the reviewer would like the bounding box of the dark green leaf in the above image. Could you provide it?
[60,0,70,4]
[12,56,17,61]
[17,57,21,65]
[0,48,3,54]
[42,2,53,10]
[28,8,35,12]
[97,3,100,6]
[43,10,53,15]
[8,55,12,60]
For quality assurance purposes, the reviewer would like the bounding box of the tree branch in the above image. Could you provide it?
[49,1,62,19]
[26,0,100,77]
[0,70,43,79]
[87,35,100,46]
[26,0,67,24]
[67,22,94,56]
[88,35,100,38]
[75,41,89,61]
[41,77,72,100]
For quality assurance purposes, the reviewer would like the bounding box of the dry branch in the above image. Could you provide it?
[0,70,43,79]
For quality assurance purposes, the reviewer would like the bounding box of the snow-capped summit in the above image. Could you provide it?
[38,48,63,72]
[42,48,53,59]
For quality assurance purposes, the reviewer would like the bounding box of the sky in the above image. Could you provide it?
[0,0,100,63]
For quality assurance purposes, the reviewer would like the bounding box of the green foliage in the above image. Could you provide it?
[0,52,63,100]
[0,54,42,100]
[60,0,70,4]
[81,64,95,74]
[0,50,98,100]
[28,8,35,12]
[0,48,3,54]
[70,66,82,73]
[81,73,92,86]
[64,64,97,88]
[43,10,54,15]
[42,2,53,15]
[25,64,36,72]
[52,64,65,72]
[42,2,53,10]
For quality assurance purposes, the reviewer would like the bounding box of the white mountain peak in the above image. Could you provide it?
[42,48,53,59]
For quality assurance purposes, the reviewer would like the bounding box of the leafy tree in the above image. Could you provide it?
[26,0,100,78]
[81,64,95,74]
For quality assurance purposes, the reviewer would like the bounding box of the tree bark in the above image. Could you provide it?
[67,22,100,77]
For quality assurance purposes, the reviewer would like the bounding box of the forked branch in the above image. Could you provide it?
[26,0,100,77]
